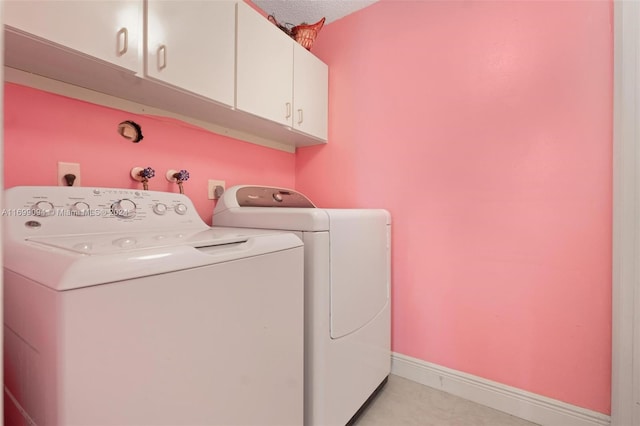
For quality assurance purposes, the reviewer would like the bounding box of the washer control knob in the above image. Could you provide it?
[33,201,55,216]
[153,203,168,215]
[73,242,93,252]
[112,237,137,248]
[71,201,91,216]
[174,203,188,215]
[111,199,136,218]
[273,193,283,202]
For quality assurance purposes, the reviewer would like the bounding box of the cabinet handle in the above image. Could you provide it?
[116,27,128,56]
[158,45,167,70]
[285,102,292,119]
[297,109,304,125]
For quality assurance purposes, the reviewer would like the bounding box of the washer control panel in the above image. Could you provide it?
[4,186,206,238]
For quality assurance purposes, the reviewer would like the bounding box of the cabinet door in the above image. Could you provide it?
[146,0,235,107]
[4,0,142,73]
[236,1,293,127]
[293,43,328,140]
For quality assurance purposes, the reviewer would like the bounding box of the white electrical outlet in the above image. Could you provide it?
[208,179,225,200]
[58,162,81,186]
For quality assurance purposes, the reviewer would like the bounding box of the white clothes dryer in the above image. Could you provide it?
[213,185,391,426]
[3,186,304,426]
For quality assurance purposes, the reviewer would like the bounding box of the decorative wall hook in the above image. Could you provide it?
[131,166,155,190]
[166,169,190,194]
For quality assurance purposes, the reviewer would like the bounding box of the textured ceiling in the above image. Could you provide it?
[252,0,378,26]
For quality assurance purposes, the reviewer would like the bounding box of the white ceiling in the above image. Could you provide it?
[252,0,378,27]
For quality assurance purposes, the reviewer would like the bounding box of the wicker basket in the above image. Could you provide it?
[291,17,325,51]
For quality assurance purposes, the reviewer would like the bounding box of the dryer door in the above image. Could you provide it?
[328,210,390,339]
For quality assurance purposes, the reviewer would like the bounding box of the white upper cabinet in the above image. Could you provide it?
[4,0,327,150]
[236,1,293,127]
[293,42,328,141]
[4,0,142,74]
[236,1,328,141]
[146,0,236,107]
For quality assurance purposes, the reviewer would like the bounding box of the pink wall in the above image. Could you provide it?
[4,83,296,224]
[299,0,613,414]
[4,0,613,415]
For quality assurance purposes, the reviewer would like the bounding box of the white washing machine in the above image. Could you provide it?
[213,185,391,426]
[3,186,304,426]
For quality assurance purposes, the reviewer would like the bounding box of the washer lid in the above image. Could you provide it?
[26,228,249,255]
[5,229,303,291]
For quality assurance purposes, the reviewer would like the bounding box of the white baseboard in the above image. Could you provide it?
[391,352,611,426]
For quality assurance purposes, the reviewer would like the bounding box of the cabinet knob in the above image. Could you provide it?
[297,109,304,125]
[116,27,128,56]
[285,102,292,119]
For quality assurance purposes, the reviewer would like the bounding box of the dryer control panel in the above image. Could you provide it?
[220,185,316,209]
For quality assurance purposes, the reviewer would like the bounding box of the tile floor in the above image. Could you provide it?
[353,375,540,426]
